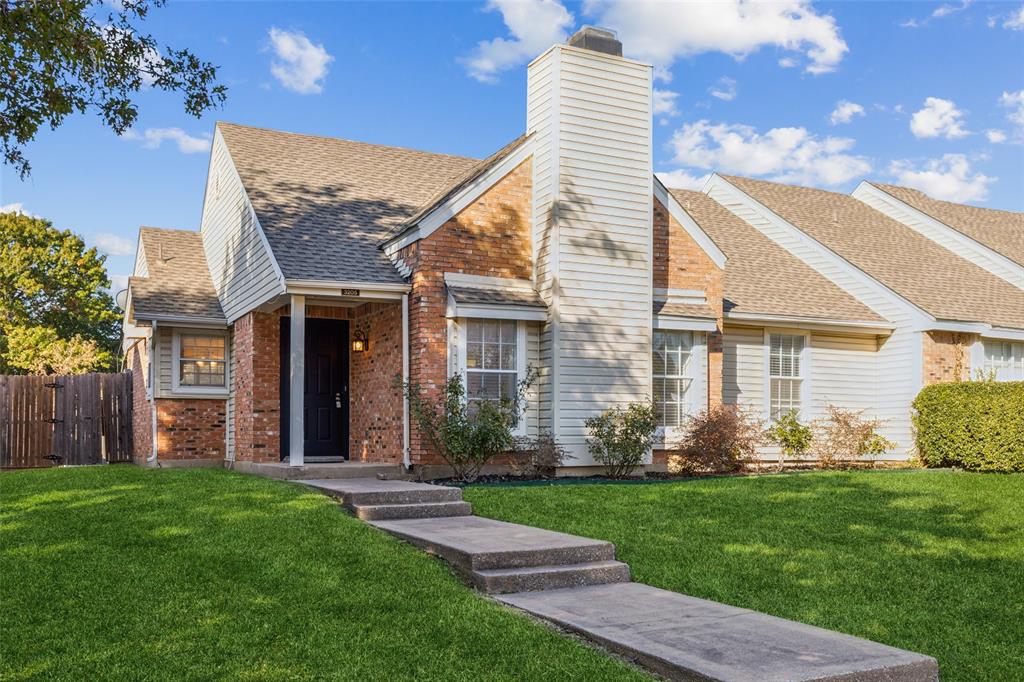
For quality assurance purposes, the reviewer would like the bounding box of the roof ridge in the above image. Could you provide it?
[216,121,479,164]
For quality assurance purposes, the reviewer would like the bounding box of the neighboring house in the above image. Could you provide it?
[122,27,1024,475]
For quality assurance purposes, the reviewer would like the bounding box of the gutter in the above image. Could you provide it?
[724,311,896,336]
[148,321,159,465]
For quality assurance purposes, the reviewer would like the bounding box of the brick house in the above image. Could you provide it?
[122,28,1024,475]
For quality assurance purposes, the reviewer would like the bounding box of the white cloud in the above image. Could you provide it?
[587,0,848,76]
[889,154,994,202]
[462,0,573,83]
[986,129,1008,144]
[909,97,969,139]
[709,76,737,101]
[830,100,865,125]
[268,28,333,94]
[1001,5,1024,29]
[1,202,36,216]
[655,169,710,191]
[999,90,1024,140]
[121,127,212,154]
[668,119,871,187]
[778,56,798,68]
[94,233,136,257]
[902,0,973,28]
[653,89,680,117]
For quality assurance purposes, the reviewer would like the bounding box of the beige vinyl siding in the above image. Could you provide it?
[853,185,1024,290]
[201,129,285,323]
[528,49,556,435]
[709,179,919,458]
[133,240,149,277]
[809,332,878,415]
[528,45,653,464]
[722,325,765,411]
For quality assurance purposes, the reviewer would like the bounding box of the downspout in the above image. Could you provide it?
[401,292,411,471]
[148,321,159,465]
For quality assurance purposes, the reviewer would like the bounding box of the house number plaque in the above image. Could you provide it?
[341,289,360,297]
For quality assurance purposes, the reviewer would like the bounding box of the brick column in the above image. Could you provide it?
[233,311,281,462]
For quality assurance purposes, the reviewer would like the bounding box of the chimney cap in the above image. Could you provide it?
[567,26,622,57]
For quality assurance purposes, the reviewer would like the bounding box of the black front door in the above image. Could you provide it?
[281,317,349,461]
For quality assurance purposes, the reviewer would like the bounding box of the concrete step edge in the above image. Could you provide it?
[352,500,473,521]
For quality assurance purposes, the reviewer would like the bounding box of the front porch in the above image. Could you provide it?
[230,288,409,469]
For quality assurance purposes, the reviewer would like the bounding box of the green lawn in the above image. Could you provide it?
[465,470,1024,682]
[0,467,647,681]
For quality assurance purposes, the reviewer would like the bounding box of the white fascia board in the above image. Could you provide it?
[285,280,410,300]
[446,295,547,322]
[653,316,718,332]
[854,182,1024,290]
[654,177,727,269]
[924,319,1024,341]
[444,272,534,290]
[725,311,895,336]
[382,139,535,252]
[708,174,935,327]
[133,313,227,329]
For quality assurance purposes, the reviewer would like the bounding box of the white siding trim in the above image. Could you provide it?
[853,182,1024,290]
[653,316,718,332]
[653,179,727,268]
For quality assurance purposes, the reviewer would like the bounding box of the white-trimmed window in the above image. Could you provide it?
[769,333,805,420]
[465,319,518,403]
[983,340,1024,381]
[173,333,226,390]
[652,330,694,428]
[453,318,528,434]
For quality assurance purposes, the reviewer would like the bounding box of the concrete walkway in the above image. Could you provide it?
[301,478,939,681]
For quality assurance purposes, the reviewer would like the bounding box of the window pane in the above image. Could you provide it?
[466,342,483,369]
[467,320,483,342]
[483,343,500,370]
[483,320,499,343]
[652,346,666,375]
[500,343,516,371]
[500,320,516,344]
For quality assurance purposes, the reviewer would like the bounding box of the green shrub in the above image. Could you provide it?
[765,410,813,467]
[585,401,658,479]
[913,381,1024,472]
[402,370,533,482]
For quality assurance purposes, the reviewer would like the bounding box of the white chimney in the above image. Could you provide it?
[527,27,654,463]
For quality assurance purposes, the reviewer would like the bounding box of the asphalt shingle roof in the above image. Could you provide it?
[871,183,1024,267]
[447,283,545,308]
[667,189,886,323]
[723,175,1024,330]
[217,122,480,284]
[652,300,718,320]
[130,228,224,322]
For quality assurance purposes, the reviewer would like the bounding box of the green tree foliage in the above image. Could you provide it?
[0,0,227,177]
[0,210,120,374]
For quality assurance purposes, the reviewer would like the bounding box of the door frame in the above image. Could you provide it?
[279,316,350,462]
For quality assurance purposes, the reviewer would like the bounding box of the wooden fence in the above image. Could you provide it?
[0,372,133,469]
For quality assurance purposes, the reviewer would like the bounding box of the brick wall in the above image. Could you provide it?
[922,331,977,385]
[349,302,404,463]
[230,303,404,464]
[232,311,281,462]
[653,197,725,406]
[156,398,226,460]
[128,342,152,463]
[400,157,533,466]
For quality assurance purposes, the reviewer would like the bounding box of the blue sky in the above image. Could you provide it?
[2,0,1022,293]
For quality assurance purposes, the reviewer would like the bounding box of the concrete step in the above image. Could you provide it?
[300,479,462,506]
[352,500,473,521]
[369,515,616,573]
[472,559,630,594]
[498,583,939,682]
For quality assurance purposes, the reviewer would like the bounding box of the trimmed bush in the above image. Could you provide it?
[913,381,1024,472]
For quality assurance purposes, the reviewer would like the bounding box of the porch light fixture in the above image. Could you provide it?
[352,329,368,353]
